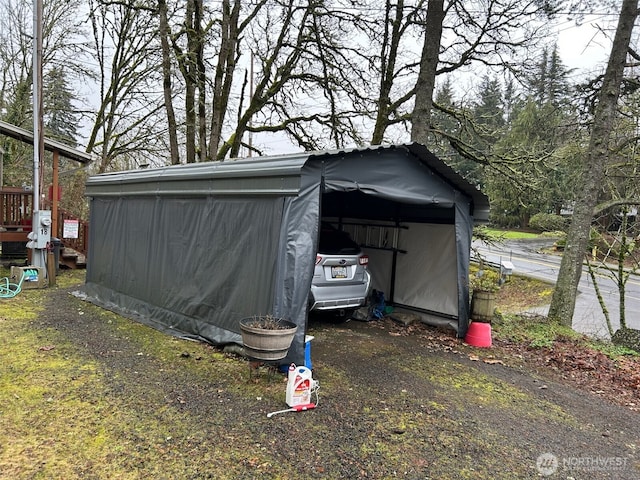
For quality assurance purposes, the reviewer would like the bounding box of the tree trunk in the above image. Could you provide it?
[208,0,241,159]
[371,0,404,145]
[410,0,445,144]
[184,0,197,163]
[158,0,180,165]
[194,0,207,162]
[548,0,639,326]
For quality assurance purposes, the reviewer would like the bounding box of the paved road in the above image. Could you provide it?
[472,239,640,338]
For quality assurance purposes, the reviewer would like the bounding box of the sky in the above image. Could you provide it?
[554,13,618,77]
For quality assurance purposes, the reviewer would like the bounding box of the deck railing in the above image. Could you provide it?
[0,187,33,226]
[0,188,33,245]
[1,188,88,257]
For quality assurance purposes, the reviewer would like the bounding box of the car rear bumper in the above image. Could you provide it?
[309,272,371,311]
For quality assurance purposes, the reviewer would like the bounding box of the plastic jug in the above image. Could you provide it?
[286,364,313,407]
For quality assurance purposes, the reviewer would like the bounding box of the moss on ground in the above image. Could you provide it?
[0,271,291,479]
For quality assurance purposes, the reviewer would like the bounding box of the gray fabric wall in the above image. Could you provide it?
[84,195,284,345]
[273,175,322,363]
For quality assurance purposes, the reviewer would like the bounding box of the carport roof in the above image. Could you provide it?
[0,120,93,164]
[85,143,489,221]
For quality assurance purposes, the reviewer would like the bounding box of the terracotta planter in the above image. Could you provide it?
[471,289,498,323]
[239,317,297,361]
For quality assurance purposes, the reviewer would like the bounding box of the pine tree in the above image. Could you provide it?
[473,75,505,136]
[43,66,79,146]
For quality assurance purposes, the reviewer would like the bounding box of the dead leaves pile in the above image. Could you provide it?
[538,339,639,411]
[372,317,640,412]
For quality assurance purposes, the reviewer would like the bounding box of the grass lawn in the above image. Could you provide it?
[481,228,543,240]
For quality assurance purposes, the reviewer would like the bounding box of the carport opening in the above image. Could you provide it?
[318,190,460,331]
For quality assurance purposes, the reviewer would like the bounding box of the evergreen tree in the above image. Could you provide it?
[546,45,572,108]
[465,76,506,191]
[1,79,34,187]
[485,48,579,227]
[430,79,484,187]
[502,76,522,125]
[43,66,79,146]
[473,75,505,136]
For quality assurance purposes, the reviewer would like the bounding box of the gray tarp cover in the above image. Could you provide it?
[80,144,488,365]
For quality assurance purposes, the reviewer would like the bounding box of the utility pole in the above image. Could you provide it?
[33,0,43,213]
[29,0,51,271]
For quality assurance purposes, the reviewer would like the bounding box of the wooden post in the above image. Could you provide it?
[50,149,59,284]
[52,150,59,238]
[48,251,56,287]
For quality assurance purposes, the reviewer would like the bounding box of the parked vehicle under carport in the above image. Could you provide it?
[309,222,371,318]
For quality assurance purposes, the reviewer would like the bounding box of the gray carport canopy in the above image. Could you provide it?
[80,143,489,365]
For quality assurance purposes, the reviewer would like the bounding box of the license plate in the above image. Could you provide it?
[331,266,347,278]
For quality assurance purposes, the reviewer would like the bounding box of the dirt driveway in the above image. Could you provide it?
[1,282,639,479]
[309,316,640,479]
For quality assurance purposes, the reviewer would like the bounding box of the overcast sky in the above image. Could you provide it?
[555,13,619,78]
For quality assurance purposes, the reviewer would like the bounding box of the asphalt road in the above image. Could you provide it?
[472,238,640,338]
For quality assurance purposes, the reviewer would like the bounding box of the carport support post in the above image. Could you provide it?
[388,220,402,303]
[389,247,398,302]
[48,150,59,286]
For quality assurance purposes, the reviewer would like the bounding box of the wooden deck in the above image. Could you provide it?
[1,187,88,266]
[0,187,32,253]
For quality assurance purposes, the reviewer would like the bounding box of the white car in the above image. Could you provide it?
[309,223,371,317]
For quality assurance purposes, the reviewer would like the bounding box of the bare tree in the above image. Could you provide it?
[216,1,316,159]
[364,0,427,145]
[167,0,203,163]
[155,0,366,161]
[85,0,167,172]
[208,0,267,158]
[0,0,33,128]
[548,0,639,326]
[410,0,444,143]
[0,0,87,185]
[0,0,34,186]
[215,0,367,158]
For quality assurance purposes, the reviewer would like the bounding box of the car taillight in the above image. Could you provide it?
[316,255,322,265]
[359,255,369,266]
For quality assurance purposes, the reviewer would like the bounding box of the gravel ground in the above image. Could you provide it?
[21,284,640,479]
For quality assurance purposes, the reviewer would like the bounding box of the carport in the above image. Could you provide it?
[80,143,489,365]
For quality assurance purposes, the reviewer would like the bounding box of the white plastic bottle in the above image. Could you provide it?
[286,364,313,407]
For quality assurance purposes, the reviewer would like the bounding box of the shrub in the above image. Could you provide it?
[470,268,501,292]
[529,213,567,232]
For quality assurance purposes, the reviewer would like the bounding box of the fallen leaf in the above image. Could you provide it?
[484,359,504,365]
